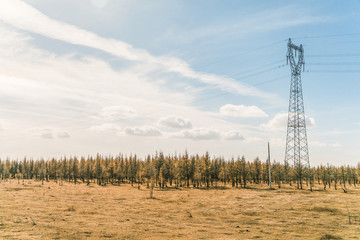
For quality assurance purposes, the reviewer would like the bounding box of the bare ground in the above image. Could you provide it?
[1,180,359,239]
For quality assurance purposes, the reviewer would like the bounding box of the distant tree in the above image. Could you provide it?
[201,152,211,188]
[72,157,79,184]
[161,156,171,188]
[331,166,339,190]
[254,157,261,184]
[85,158,92,185]
[210,158,220,187]
[180,151,191,187]
[240,156,248,188]
[0,159,3,181]
[79,157,86,183]
[219,160,228,187]
[173,159,181,188]
[136,160,143,190]
[155,152,164,187]
[273,161,284,188]
[39,159,46,185]
[129,155,138,186]
[320,165,328,190]
[340,166,347,189]
[15,168,22,184]
[94,157,102,185]
[326,164,332,189]
[193,155,202,188]
[148,163,156,199]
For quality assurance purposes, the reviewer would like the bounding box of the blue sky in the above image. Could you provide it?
[0,0,359,166]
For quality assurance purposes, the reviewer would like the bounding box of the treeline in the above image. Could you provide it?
[0,152,358,191]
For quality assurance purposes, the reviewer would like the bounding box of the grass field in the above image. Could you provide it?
[1,180,359,239]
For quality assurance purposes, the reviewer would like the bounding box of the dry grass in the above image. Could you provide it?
[1,180,360,239]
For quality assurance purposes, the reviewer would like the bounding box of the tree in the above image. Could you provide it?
[72,157,79,184]
[254,157,261,184]
[273,161,284,188]
[219,160,228,187]
[94,157,102,185]
[79,157,86,183]
[201,152,211,188]
[193,155,202,188]
[240,156,248,188]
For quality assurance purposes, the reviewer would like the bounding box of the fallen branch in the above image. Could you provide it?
[30,217,36,226]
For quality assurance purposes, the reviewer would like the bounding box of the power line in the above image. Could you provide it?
[292,32,360,40]
[252,75,288,87]
[236,59,284,75]
[192,74,287,105]
[232,64,286,80]
[307,53,360,58]
[306,62,360,66]
[193,39,286,69]
[307,70,360,73]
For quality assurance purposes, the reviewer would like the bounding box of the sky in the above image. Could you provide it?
[0,0,359,166]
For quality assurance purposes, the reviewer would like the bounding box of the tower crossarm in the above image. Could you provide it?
[286,38,305,75]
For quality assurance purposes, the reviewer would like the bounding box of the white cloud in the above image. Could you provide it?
[220,104,267,118]
[41,132,53,139]
[330,143,341,148]
[261,113,287,130]
[261,113,315,131]
[174,128,220,140]
[0,0,274,99]
[244,137,265,143]
[89,123,121,133]
[269,138,285,147]
[0,24,196,125]
[223,131,245,141]
[90,0,110,8]
[158,115,192,129]
[124,126,162,137]
[310,141,341,148]
[307,117,316,128]
[57,131,71,139]
[0,22,232,147]
[29,127,70,139]
[0,0,147,61]
[310,141,326,147]
[101,106,137,120]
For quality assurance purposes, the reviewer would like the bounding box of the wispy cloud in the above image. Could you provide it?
[0,0,273,98]
[29,127,70,139]
[174,128,221,141]
[163,5,328,43]
[124,126,162,137]
[310,141,341,148]
[219,104,268,118]
[90,0,110,8]
[89,123,121,133]
[158,115,192,129]
[260,112,315,131]
[223,131,245,141]
[57,131,71,139]
[100,106,137,120]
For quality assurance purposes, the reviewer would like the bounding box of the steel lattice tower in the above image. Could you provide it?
[284,38,310,189]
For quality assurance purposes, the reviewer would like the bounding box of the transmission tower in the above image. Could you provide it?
[284,38,310,189]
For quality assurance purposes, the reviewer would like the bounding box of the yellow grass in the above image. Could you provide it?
[1,180,359,239]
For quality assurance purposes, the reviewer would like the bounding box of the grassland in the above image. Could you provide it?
[1,180,359,239]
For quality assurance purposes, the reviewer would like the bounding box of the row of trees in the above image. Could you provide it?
[0,152,358,191]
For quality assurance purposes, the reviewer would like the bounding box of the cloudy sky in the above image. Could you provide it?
[0,0,359,166]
